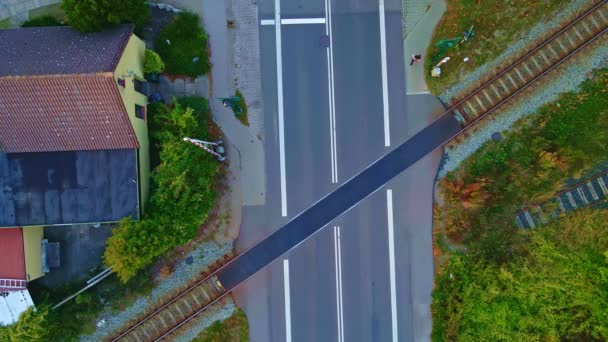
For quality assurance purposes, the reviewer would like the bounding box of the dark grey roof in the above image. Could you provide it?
[0,149,139,227]
[0,25,133,77]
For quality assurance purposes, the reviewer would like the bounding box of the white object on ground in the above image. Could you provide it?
[0,289,34,326]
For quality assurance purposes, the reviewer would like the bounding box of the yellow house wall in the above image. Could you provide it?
[22,226,44,282]
[114,34,150,213]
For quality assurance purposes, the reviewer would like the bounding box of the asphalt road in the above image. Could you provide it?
[231,1,458,341]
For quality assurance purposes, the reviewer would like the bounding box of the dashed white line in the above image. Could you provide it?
[261,18,327,25]
[379,0,391,147]
[282,18,326,24]
[333,226,345,342]
[386,189,398,342]
[325,0,338,183]
[283,259,292,342]
[275,0,288,217]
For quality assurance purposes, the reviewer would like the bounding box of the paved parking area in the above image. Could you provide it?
[37,224,112,288]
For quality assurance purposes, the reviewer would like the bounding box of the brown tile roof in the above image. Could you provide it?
[0,25,133,77]
[0,74,139,153]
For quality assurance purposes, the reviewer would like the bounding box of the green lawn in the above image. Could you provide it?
[425,0,571,95]
[0,17,12,29]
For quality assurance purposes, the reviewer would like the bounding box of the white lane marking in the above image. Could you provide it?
[379,0,391,147]
[275,0,288,217]
[283,259,292,342]
[282,18,326,24]
[386,189,398,342]
[333,226,345,342]
[261,18,327,26]
[325,0,338,183]
[407,90,431,95]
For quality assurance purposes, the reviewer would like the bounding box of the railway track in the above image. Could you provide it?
[446,0,608,143]
[108,3,608,341]
[515,170,608,229]
[110,257,231,342]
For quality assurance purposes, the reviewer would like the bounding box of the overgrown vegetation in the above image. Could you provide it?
[0,306,51,342]
[234,90,249,126]
[144,49,165,74]
[192,308,250,342]
[155,12,210,77]
[433,69,608,340]
[438,69,608,262]
[10,269,155,339]
[433,208,608,341]
[21,15,64,27]
[61,0,148,33]
[425,0,571,95]
[104,97,218,282]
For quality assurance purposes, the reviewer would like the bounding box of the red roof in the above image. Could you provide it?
[0,228,25,280]
[0,74,139,153]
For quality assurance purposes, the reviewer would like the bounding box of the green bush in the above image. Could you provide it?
[104,98,218,282]
[61,0,148,33]
[0,306,52,342]
[144,49,165,74]
[21,15,63,27]
[155,12,210,77]
[433,208,608,341]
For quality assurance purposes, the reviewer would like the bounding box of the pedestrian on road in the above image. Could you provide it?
[410,54,422,66]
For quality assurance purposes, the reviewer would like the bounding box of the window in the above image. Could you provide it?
[117,78,126,87]
[134,79,145,93]
[135,104,145,120]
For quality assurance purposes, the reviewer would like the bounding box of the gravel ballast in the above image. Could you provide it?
[437,0,607,177]
[81,240,233,341]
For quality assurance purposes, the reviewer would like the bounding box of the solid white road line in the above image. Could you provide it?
[275,0,288,217]
[325,0,338,183]
[379,0,391,147]
[333,226,345,342]
[283,259,292,342]
[261,19,276,25]
[386,189,398,342]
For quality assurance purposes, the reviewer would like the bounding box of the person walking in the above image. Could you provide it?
[410,54,422,66]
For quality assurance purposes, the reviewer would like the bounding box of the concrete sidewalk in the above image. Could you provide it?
[403,0,446,94]
[149,0,266,210]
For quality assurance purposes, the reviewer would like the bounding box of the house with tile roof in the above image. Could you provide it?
[0,24,150,298]
[0,24,150,227]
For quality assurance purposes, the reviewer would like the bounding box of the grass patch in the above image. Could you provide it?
[234,90,249,126]
[432,69,608,340]
[192,308,249,342]
[28,3,65,20]
[425,0,571,95]
[0,18,12,29]
[156,12,210,77]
